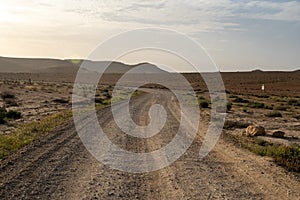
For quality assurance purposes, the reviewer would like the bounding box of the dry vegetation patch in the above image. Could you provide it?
[229,134,300,172]
[0,110,72,159]
[222,90,300,172]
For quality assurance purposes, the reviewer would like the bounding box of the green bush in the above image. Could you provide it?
[0,109,22,121]
[95,98,104,104]
[4,98,18,107]
[0,113,5,124]
[199,100,209,108]
[274,145,300,172]
[288,99,298,105]
[1,91,15,100]
[231,135,300,172]
[274,105,288,111]
[293,115,300,120]
[248,102,265,108]
[294,102,300,107]
[105,93,112,98]
[0,111,72,160]
[233,97,249,103]
[6,110,22,119]
[287,99,300,107]
[53,98,69,104]
[265,105,273,110]
[224,120,250,129]
[255,138,267,146]
[257,95,269,98]
[226,102,232,111]
[265,111,282,118]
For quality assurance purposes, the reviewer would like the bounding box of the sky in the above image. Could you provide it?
[0,0,300,71]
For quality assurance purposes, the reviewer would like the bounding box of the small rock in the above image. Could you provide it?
[272,130,285,138]
[245,125,266,136]
[108,191,114,196]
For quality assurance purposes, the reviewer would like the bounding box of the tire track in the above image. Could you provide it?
[0,105,114,199]
[0,91,299,199]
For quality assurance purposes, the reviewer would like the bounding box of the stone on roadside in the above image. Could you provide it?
[272,130,285,138]
[245,125,266,137]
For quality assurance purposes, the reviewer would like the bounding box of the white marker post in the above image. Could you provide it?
[262,84,265,92]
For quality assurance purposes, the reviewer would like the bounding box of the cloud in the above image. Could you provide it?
[71,0,241,32]
[241,1,300,21]
[1,0,299,70]
[62,0,300,33]
[2,0,299,36]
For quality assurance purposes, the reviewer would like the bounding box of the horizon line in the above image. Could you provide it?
[0,55,299,73]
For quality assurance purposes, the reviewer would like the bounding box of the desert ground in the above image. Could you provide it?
[0,57,299,199]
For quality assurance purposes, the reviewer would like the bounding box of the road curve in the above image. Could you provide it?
[0,91,299,199]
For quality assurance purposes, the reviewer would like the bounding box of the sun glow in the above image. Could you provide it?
[0,4,21,23]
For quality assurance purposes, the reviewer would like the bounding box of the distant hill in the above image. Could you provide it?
[0,56,164,74]
[293,69,300,73]
[251,69,264,73]
[0,57,76,73]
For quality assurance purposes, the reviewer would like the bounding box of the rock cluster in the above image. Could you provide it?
[245,125,266,136]
[271,130,285,138]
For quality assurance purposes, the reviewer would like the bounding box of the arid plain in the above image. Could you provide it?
[0,57,299,199]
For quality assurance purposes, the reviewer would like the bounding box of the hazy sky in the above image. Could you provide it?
[0,0,300,71]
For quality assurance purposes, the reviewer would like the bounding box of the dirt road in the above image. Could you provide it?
[0,91,299,199]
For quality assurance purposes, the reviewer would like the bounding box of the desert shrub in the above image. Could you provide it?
[105,93,112,99]
[224,120,250,129]
[274,145,300,172]
[265,105,273,110]
[95,98,111,105]
[0,116,5,124]
[248,102,265,108]
[0,111,72,160]
[6,110,22,119]
[274,105,288,111]
[255,138,267,146]
[229,95,239,99]
[94,98,105,104]
[0,109,22,122]
[4,98,18,107]
[226,102,232,111]
[53,98,69,104]
[233,97,249,103]
[288,99,298,105]
[1,91,15,100]
[1,91,17,107]
[265,111,282,118]
[292,115,300,120]
[0,111,6,124]
[199,100,209,108]
[275,97,288,102]
[249,142,300,172]
[287,99,300,107]
[231,135,300,172]
[257,95,269,98]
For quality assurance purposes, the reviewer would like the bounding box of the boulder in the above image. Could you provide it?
[272,130,285,138]
[245,125,266,136]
